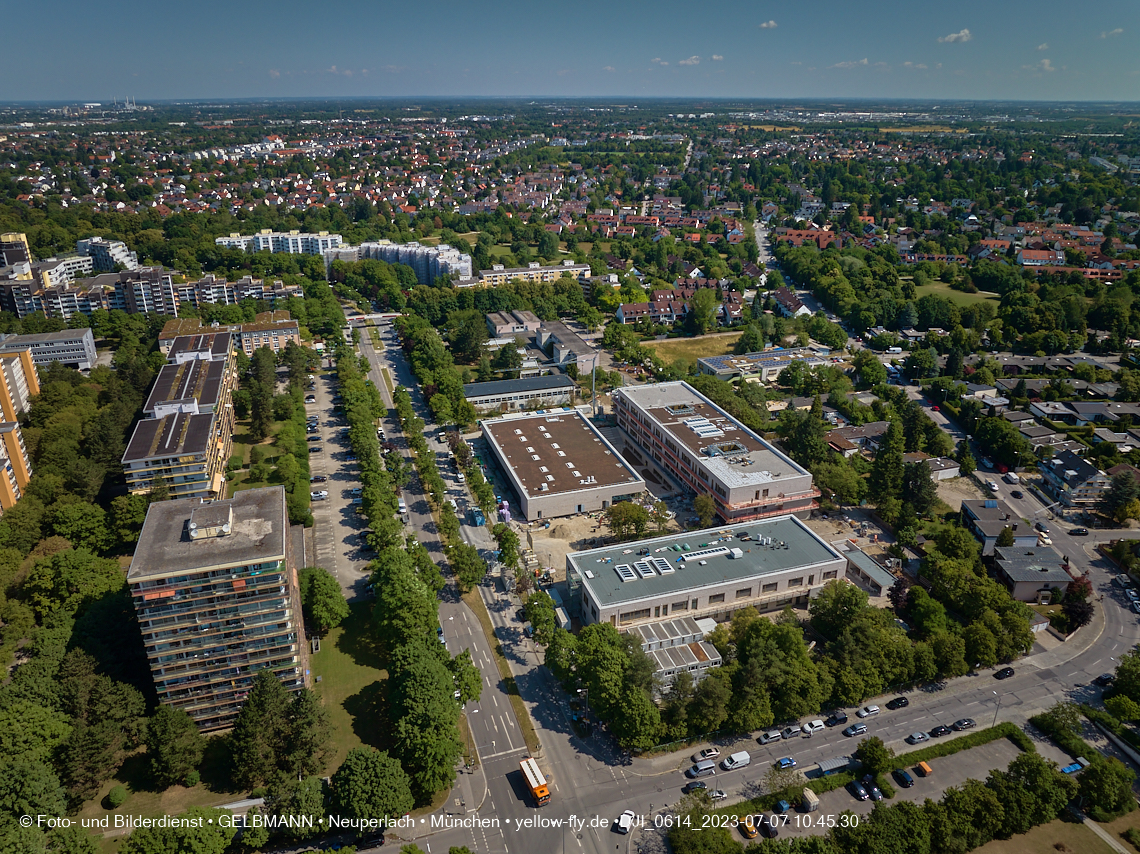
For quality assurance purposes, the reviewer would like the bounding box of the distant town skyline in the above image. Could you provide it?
[6,0,1138,102]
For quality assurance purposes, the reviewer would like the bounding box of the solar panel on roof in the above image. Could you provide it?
[614,564,637,582]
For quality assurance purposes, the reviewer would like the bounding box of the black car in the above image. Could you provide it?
[885,696,909,710]
[893,769,914,788]
[929,725,952,738]
[682,781,707,794]
[1094,673,1115,687]
[847,781,869,801]
[310,446,323,453]
[310,475,328,483]
[307,435,322,442]
[952,718,976,731]
[1010,490,1023,499]
[825,711,848,727]
[760,815,779,839]
[994,667,1015,680]
[1071,527,1090,536]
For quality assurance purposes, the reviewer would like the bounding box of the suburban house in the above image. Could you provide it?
[824,422,890,458]
[960,498,1040,556]
[992,545,1073,602]
[771,287,812,318]
[1039,450,1110,508]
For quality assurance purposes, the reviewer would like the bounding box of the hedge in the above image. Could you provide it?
[890,722,1034,770]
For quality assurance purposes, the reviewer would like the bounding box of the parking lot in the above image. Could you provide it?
[743,738,1028,841]
[306,368,374,602]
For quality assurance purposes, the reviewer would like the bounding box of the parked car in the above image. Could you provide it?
[987,481,1000,492]
[304,395,317,403]
[760,814,779,839]
[310,475,327,483]
[801,719,825,736]
[842,724,868,738]
[929,725,952,738]
[1128,589,1140,603]
[692,748,720,763]
[780,726,802,740]
[709,789,727,801]
[740,816,760,840]
[885,697,909,710]
[776,757,797,770]
[856,705,880,718]
[952,718,976,731]
[866,782,883,802]
[893,769,915,788]
[1010,490,1023,499]
[310,490,328,500]
[307,435,322,442]
[682,781,707,795]
[994,667,1015,680]
[1071,527,1089,536]
[824,711,848,727]
[309,446,323,453]
[906,732,929,745]
[1094,673,1116,687]
[1130,601,1140,615]
[847,781,869,801]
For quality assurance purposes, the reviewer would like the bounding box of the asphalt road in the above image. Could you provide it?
[338,318,1140,854]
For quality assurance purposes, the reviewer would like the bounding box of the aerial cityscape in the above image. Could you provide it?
[1,6,1140,854]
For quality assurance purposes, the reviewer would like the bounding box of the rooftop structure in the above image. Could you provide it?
[167,332,234,364]
[627,616,723,689]
[1039,450,1110,507]
[614,382,818,522]
[567,516,845,628]
[480,408,644,520]
[463,374,577,413]
[992,545,1073,602]
[144,358,232,416]
[960,498,1041,556]
[535,320,599,374]
[698,347,830,382]
[486,309,542,339]
[127,487,308,731]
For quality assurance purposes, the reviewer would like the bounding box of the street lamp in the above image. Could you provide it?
[992,690,1001,728]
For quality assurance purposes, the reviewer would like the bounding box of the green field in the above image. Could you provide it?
[644,331,744,363]
[311,603,388,771]
[915,281,1001,308]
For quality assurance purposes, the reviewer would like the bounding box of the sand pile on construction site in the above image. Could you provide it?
[548,524,572,540]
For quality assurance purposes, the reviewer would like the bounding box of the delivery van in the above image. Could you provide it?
[722,751,751,771]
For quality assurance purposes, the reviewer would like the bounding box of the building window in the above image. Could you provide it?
[673,600,689,612]
[823,570,838,580]
[619,608,651,624]
[788,577,804,588]
[654,606,660,618]
[708,593,725,605]
[762,582,778,593]
[735,587,752,599]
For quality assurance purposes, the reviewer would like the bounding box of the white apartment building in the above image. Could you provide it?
[76,236,139,271]
[215,230,342,255]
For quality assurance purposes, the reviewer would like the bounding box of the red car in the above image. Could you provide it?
[932,405,940,411]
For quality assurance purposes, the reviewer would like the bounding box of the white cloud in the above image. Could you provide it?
[602,66,615,72]
[938,28,972,43]
[651,57,669,66]
[712,54,723,61]
[831,58,869,69]
[1037,42,1049,50]
[903,61,928,69]
[269,69,280,78]
[1022,58,1056,73]
[1102,27,1123,38]
[679,55,700,65]
[759,20,777,29]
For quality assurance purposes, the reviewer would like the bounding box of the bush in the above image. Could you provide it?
[184,770,200,787]
[1123,827,1140,850]
[106,785,127,808]
[891,722,1033,769]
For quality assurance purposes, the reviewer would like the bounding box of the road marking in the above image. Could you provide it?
[481,746,529,760]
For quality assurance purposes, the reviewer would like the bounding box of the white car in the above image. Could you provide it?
[456,472,466,484]
[801,719,826,736]
[616,810,635,834]
[987,481,1000,492]
[856,705,880,718]
[310,490,328,500]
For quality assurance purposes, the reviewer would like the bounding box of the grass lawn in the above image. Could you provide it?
[310,603,388,772]
[228,419,288,496]
[1102,808,1140,850]
[644,331,744,364]
[915,281,1001,308]
[973,819,1116,854]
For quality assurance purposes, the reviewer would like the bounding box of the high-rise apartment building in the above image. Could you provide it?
[122,335,237,500]
[0,422,33,511]
[0,233,32,267]
[0,329,97,371]
[127,487,309,731]
[75,236,139,271]
[326,240,473,285]
[0,347,40,420]
[215,230,342,255]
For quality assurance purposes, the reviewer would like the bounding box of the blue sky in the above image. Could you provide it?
[8,0,1138,102]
